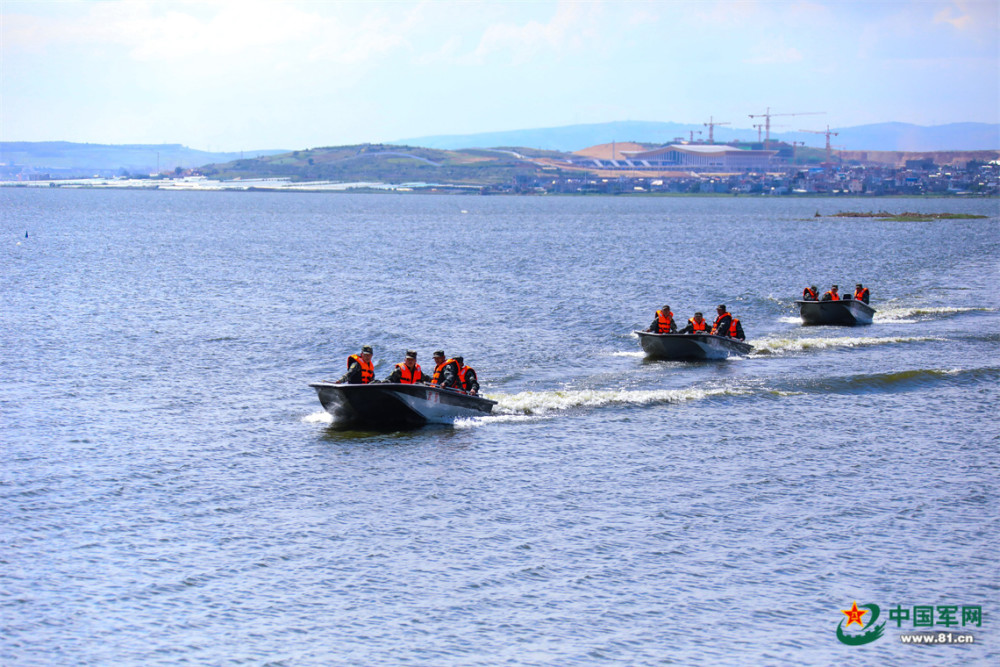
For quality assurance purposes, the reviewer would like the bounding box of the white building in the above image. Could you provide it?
[623,144,778,170]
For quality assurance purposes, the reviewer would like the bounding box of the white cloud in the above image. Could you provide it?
[2,1,418,64]
[934,0,1000,38]
[414,36,465,66]
[472,1,602,64]
[744,38,805,65]
[691,0,770,28]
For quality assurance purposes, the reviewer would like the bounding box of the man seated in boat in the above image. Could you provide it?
[710,305,731,336]
[645,304,677,333]
[430,350,461,390]
[727,313,746,341]
[338,345,375,384]
[454,356,479,395]
[678,311,710,334]
[383,349,427,384]
[821,285,840,301]
[854,283,870,303]
[802,285,819,301]
[710,304,745,340]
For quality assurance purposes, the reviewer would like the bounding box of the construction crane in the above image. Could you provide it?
[752,123,787,145]
[800,125,840,164]
[703,116,730,144]
[688,130,702,143]
[749,107,824,149]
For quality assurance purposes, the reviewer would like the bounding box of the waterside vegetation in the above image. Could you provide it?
[830,211,989,221]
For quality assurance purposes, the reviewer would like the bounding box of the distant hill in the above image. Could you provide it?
[5,127,997,184]
[199,144,573,187]
[395,122,703,152]
[0,142,288,177]
[832,123,1000,152]
[395,121,1000,152]
[195,141,994,186]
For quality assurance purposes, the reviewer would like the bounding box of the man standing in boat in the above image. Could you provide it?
[454,356,479,395]
[339,345,375,384]
[802,285,819,301]
[384,350,427,384]
[854,283,870,303]
[679,311,710,334]
[645,304,677,333]
[430,350,461,390]
[821,285,841,301]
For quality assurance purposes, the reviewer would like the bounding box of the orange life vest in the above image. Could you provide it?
[711,312,731,335]
[456,365,475,392]
[854,287,869,302]
[729,318,741,338]
[347,354,374,384]
[803,287,818,300]
[824,290,840,301]
[431,359,459,385]
[689,318,708,333]
[656,310,674,333]
[395,362,423,384]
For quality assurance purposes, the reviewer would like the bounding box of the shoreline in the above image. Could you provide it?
[2,179,996,198]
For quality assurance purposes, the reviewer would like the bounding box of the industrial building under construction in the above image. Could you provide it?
[579,143,778,171]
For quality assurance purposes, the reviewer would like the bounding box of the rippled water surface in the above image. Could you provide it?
[3,190,999,665]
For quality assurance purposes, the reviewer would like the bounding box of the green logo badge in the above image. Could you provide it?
[837,601,886,645]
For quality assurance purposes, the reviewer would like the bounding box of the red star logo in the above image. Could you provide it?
[841,601,868,628]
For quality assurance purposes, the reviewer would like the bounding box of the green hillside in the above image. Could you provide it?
[201,144,574,185]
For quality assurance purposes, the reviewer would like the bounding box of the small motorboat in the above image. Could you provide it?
[635,331,753,360]
[796,297,875,326]
[309,381,498,429]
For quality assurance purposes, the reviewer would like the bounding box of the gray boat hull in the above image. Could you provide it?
[636,331,753,360]
[796,299,875,326]
[309,381,497,429]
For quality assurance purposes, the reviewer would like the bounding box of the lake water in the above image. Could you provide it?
[2,189,998,665]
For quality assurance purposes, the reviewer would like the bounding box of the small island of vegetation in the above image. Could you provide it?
[830,211,988,221]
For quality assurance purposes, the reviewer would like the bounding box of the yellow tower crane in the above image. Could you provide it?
[800,126,840,164]
[703,117,731,144]
[749,108,824,149]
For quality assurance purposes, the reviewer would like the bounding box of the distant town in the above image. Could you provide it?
[3,137,998,196]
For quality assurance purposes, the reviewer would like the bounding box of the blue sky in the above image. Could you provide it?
[2,0,997,151]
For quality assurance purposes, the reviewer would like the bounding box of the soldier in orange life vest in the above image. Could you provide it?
[727,313,746,341]
[646,305,677,333]
[338,345,375,384]
[454,356,479,395]
[430,350,460,389]
[802,285,819,301]
[854,283,870,304]
[710,304,732,336]
[821,284,840,301]
[710,305,746,340]
[384,349,426,384]
[679,311,710,334]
